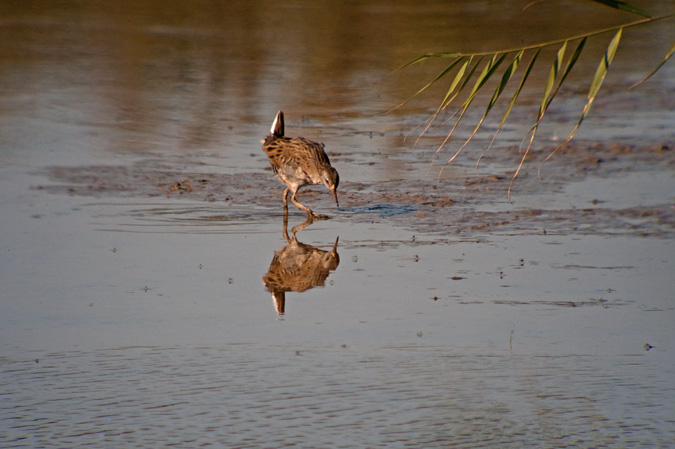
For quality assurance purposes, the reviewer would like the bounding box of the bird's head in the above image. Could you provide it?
[321,167,339,208]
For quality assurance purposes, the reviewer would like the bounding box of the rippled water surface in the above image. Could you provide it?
[2,1,675,448]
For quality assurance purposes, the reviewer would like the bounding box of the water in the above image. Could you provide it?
[4,345,673,448]
[2,1,675,448]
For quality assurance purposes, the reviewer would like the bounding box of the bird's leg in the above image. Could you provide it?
[282,212,291,242]
[290,215,315,236]
[290,189,313,215]
[282,187,290,212]
[291,188,330,220]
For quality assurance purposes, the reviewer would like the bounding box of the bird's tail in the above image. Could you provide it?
[271,111,284,137]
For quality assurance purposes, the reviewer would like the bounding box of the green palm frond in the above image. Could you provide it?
[629,40,675,89]
[397,2,674,198]
[590,0,651,17]
[538,29,622,175]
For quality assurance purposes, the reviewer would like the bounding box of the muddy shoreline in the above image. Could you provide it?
[36,140,675,239]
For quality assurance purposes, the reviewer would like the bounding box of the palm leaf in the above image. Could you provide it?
[439,54,507,163]
[455,51,524,163]
[489,51,524,109]
[590,0,651,18]
[629,40,675,89]
[422,56,482,153]
[396,8,674,197]
[439,57,473,111]
[451,56,484,105]
[412,57,473,149]
[547,37,587,111]
[540,41,567,119]
[478,49,540,167]
[389,57,466,113]
[399,52,461,69]
[519,41,568,164]
[524,43,570,159]
[507,42,574,199]
[541,28,623,169]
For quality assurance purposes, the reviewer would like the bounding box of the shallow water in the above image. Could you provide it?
[2,1,675,448]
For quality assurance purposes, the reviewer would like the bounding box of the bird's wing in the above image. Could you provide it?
[295,138,331,165]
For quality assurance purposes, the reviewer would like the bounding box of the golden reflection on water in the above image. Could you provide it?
[3,0,671,157]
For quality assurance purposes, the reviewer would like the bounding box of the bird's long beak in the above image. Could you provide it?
[331,188,339,209]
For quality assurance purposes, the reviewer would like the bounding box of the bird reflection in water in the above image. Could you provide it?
[262,215,340,315]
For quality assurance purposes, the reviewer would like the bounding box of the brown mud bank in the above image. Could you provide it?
[36,140,674,239]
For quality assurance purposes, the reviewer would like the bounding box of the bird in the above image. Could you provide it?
[263,216,340,315]
[262,111,339,219]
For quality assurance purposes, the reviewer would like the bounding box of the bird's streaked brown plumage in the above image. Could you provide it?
[263,233,340,315]
[262,111,339,218]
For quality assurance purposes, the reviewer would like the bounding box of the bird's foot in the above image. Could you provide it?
[306,211,331,221]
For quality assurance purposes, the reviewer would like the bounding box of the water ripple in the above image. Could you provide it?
[2,345,674,448]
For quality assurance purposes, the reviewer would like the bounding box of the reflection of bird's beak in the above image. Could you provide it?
[331,187,339,208]
[332,236,339,252]
[272,291,285,315]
